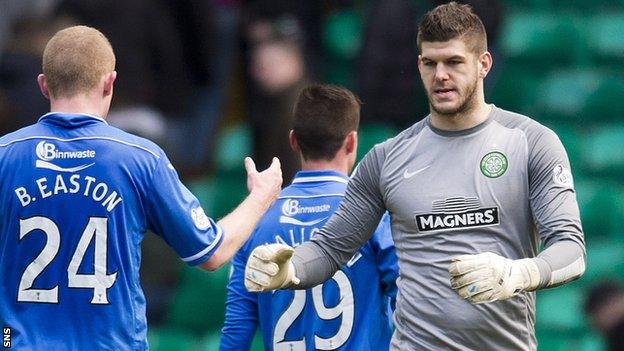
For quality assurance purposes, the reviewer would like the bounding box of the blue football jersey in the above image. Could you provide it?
[220,170,398,351]
[0,113,223,350]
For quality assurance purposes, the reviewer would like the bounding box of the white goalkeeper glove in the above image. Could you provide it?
[448,252,541,304]
[245,243,300,292]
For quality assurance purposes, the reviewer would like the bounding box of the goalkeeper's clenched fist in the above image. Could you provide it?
[245,244,300,292]
[448,252,541,304]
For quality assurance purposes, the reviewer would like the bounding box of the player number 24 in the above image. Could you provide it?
[17,216,117,304]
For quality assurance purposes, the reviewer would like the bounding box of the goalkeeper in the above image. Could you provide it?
[244,2,586,350]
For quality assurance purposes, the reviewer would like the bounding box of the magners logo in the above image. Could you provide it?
[415,196,500,232]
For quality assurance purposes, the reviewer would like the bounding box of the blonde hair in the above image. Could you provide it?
[42,25,115,98]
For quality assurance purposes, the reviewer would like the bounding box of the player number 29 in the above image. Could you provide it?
[17,216,117,304]
[273,270,354,350]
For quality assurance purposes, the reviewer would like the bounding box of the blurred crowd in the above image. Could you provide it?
[0,0,503,181]
[585,280,624,351]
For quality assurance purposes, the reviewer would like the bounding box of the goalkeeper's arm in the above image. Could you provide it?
[245,145,389,292]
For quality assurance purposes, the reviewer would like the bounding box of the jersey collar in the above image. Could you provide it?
[38,112,108,128]
[291,170,349,185]
[426,105,498,137]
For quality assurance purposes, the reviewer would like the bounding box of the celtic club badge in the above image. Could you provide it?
[480,151,508,178]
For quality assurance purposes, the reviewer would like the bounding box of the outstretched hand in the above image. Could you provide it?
[245,243,300,292]
[244,157,282,209]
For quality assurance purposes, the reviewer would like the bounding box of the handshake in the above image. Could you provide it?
[244,244,300,292]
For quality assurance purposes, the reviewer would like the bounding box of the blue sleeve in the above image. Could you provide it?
[220,240,259,351]
[145,154,223,266]
[372,213,399,310]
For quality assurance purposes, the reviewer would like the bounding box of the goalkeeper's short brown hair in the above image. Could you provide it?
[417,2,488,55]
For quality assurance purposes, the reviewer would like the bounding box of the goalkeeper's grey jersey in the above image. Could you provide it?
[292,106,584,350]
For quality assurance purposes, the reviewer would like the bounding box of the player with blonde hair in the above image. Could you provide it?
[0,25,282,350]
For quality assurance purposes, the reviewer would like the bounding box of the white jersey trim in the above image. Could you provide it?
[38,112,108,124]
[292,176,348,185]
[181,225,224,262]
[279,216,328,226]
[278,193,345,200]
[0,136,160,158]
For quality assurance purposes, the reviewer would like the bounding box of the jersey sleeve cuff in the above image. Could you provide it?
[180,224,224,266]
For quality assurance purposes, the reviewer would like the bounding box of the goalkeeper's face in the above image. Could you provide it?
[418,38,489,117]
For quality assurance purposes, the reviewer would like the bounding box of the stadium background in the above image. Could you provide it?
[1,0,623,350]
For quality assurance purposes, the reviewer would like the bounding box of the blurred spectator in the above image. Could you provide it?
[244,0,323,77]
[357,0,424,129]
[0,0,60,56]
[56,0,189,116]
[160,0,242,177]
[56,0,242,178]
[0,15,75,135]
[584,280,624,351]
[52,1,181,173]
[244,13,308,183]
[106,106,168,145]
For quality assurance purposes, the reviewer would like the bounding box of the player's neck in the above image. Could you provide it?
[300,158,350,176]
[49,94,107,119]
[429,100,492,132]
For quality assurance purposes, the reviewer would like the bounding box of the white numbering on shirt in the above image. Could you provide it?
[273,270,354,351]
[17,216,117,304]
